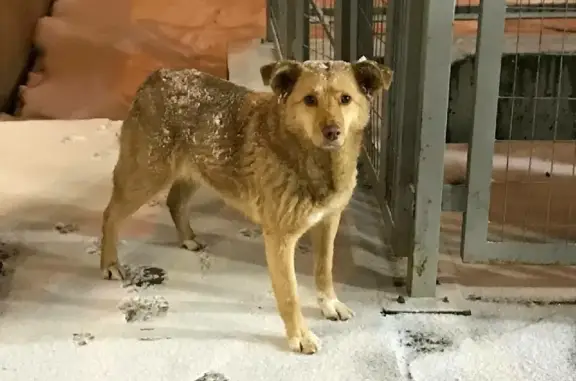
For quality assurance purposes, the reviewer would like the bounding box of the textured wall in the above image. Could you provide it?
[18,0,265,120]
[0,0,53,112]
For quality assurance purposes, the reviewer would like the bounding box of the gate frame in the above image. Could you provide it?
[349,0,454,297]
[460,0,576,265]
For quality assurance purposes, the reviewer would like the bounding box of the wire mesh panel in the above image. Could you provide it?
[455,0,576,20]
[353,0,398,252]
[266,0,310,61]
[356,0,388,181]
[380,0,407,227]
[307,0,336,60]
[354,0,430,261]
[461,0,576,264]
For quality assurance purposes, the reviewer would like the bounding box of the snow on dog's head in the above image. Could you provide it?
[260,59,393,150]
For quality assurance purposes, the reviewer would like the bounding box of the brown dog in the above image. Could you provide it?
[100,59,393,354]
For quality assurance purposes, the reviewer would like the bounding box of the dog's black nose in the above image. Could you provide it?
[322,126,341,141]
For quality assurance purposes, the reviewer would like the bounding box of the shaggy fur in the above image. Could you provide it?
[100,59,393,354]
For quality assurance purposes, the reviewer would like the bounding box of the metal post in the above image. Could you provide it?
[270,0,284,58]
[460,0,506,261]
[334,0,352,61]
[387,0,404,221]
[293,0,310,61]
[284,0,296,59]
[406,0,454,297]
[350,0,373,60]
[265,0,273,43]
[388,0,412,259]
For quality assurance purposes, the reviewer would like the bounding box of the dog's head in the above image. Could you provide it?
[260,59,393,150]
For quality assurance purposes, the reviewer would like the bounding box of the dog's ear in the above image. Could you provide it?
[260,61,303,98]
[352,60,394,97]
[260,62,278,86]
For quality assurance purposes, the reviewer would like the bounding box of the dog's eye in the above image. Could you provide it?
[340,94,352,105]
[303,95,317,106]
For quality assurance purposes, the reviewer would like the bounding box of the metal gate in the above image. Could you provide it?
[460,1,576,265]
[266,0,455,296]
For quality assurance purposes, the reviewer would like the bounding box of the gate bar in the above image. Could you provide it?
[349,0,373,61]
[293,0,309,61]
[334,0,351,61]
[389,0,412,258]
[460,0,506,262]
[407,0,454,297]
[284,1,296,59]
[265,0,273,43]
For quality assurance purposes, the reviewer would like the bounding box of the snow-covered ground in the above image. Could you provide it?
[0,41,575,381]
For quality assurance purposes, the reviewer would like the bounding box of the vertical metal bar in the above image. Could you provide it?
[269,0,284,58]
[265,0,273,43]
[351,0,373,60]
[379,0,394,194]
[460,0,506,262]
[389,0,408,223]
[406,0,454,297]
[275,0,287,57]
[382,0,402,256]
[349,0,359,61]
[384,0,399,209]
[284,1,296,59]
[382,1,396,68]
[294,0,310,61]
[334,0,351,61]
[390,0,415,258]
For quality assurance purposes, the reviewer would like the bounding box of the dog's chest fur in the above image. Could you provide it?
[305,187,353,228]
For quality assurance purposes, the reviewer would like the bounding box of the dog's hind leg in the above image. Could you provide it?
[101,142,172,280]
[263,231,320,354]
[310,211,354,321]
[166,179,206,251]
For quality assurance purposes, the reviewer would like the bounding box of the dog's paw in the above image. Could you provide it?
[288,329,321,355]
[181,239,207,252]
[101,263,126,281]
[319,298,355,321]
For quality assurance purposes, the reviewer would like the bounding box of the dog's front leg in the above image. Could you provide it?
[263,232,320,354]
[310,211,355,321]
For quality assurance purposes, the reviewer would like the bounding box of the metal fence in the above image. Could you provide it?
[265,0,576,297]
[460,2,576,265]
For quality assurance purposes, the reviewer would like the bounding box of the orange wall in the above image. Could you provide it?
[19,0,265,120]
